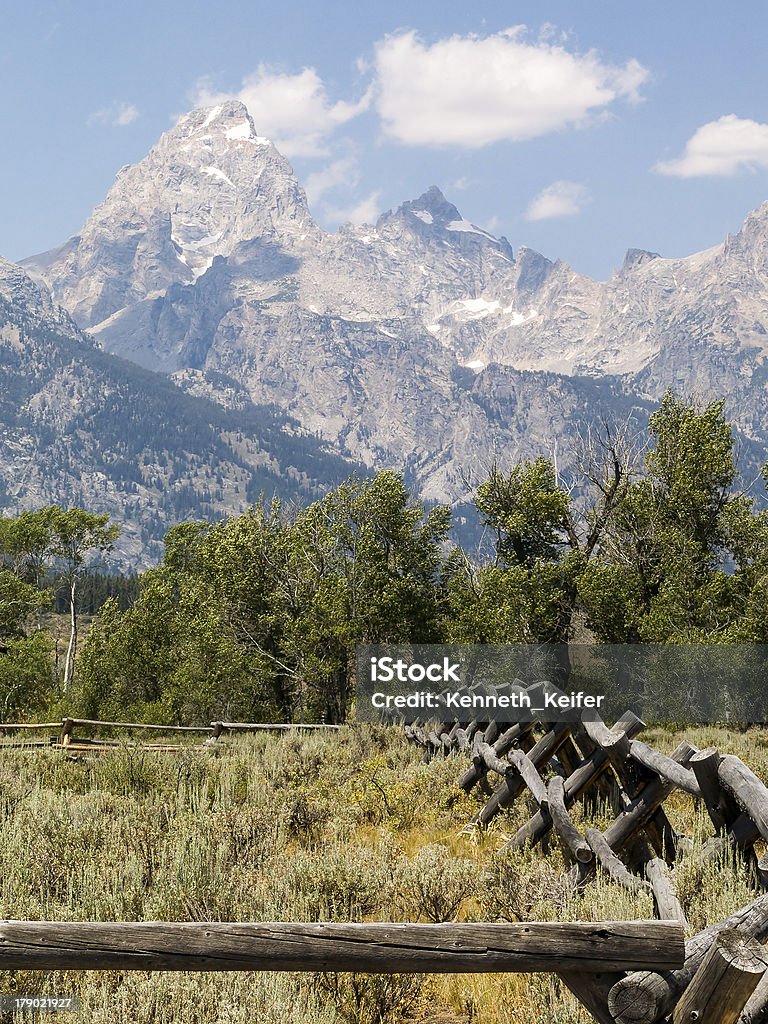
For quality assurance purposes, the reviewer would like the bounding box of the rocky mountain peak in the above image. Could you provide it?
[394,185,463,228]
[173,100,258,140]
[621,248,661,272]
[22,102,315,330]
[0,256,84,341]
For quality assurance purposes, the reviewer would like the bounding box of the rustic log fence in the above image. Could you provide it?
[0,717,341,750]
[402,680,768,1022]
[6,689,768,1020]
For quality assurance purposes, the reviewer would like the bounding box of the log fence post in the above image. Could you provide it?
[673,928,767,1024]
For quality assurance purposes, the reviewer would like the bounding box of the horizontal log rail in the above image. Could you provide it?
[65,718,211,734]
[0,920,685,974]
[213,721,342,733]
[0,721,63,731]
[0,718,343,743]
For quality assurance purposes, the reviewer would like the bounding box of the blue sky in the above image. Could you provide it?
[2,0,768,278]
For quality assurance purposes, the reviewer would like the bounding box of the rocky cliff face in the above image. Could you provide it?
[18,102,768,523]
[23,102,315,366]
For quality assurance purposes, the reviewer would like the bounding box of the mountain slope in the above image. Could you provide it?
[0,257,361,566]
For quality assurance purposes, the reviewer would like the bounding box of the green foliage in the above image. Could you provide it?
[393,843,479,923]
[579,392,761,642]
[0,632,55,717]
[476,458,572,567]
[0,570,49,638]
[78,471,450,724]
[12,392,768,723]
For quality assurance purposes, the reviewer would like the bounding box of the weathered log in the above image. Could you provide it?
[691,747,743,833]
[506,748,549,806]
[475,742,511,779]
[570,720,616,804]
[64,718,212,734]
[0,722,63,731]
[60,718,74,746]
[673,928,767,1024]
[554,735,583,776]
[458,721,535,791]
[719,755,768,842]
[0,920,684,974]
[586,829,651,895]
[629,739,702,798]
[644,807,679,864]
[558,971,624,1024]
[740,966,768,1022]
[582,716,632,764]
[600,742,698,855]
[758,851,768,890]
[503,713,646,853]
[482,720,501,745]
[608,891,768,1024]
[644,857,687,926]
[476,722,572,826]
[454,720,481,751]
[427,730,443,753]
[547,775,593,864]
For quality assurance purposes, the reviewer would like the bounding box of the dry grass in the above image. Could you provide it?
[0,724,764,1023]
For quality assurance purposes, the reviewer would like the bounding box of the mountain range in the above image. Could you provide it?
[4,99,768,563]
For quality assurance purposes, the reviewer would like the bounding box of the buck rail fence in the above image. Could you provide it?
[402,679,768,1023]
[0,718,341,750]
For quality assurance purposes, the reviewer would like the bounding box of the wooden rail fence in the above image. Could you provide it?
[7,688,768,1020]
[402,679,768,1023]
[0,718,341,750]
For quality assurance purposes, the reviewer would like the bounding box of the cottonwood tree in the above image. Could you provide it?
[0,514,55,715]
[579,392,760,642]
[46,508,119,690]
[77,472,450,724]
[447,417,640,645]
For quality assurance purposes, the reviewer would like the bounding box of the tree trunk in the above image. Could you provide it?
[63,576,77,692]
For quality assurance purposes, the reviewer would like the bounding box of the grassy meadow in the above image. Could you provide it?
[0,725,767,1023]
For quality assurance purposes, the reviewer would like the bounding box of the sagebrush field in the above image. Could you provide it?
[1,725,766,1024]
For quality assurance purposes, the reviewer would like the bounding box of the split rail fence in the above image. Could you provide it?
[403,679,768,1023]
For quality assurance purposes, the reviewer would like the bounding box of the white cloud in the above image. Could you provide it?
[194,67,371,157]
[88,102,140,127]
[373,27,648,148]
[304,157,360,205]
[450,176,472,191]
[323,190,382,226]
[524,180,590,221]
[654,115,768,177]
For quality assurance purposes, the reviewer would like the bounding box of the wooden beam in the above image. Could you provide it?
[644,857,687,926]
[503,712,646,852]
[719,756,768,842]
[547,775,593,865]
[0,920,685,974]
[586,829,650,895]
